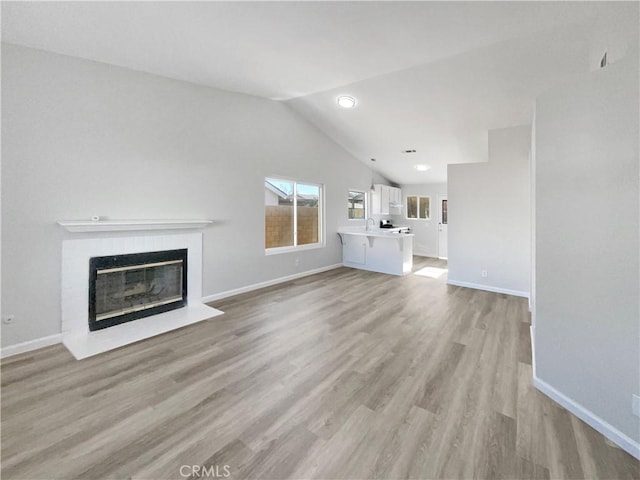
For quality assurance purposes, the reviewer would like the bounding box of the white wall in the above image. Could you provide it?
[588,2,639,71]
[391,183,447,258]
[534,55,639,448]
[529,115,536,318]
[1,44,373,348]
[447,126,531,297]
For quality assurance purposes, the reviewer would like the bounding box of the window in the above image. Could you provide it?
[265,177,323,253]
[441,199,448,224]
[348,190,366,219]
[406,195,430,220]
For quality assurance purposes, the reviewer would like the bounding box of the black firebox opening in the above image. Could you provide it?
[88,249,188,331]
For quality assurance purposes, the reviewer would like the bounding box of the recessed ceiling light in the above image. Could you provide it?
[414,164,430,172]
[337,96,356,108]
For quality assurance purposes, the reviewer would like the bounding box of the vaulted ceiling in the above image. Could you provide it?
[1,2,622,184]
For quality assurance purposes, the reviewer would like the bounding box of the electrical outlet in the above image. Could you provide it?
[633,394,640,418]
[294,258,300,267]
[3,314,16,325]
[481,270,488,278]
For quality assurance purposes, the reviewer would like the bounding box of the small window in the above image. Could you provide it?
[348,190,366,219]
[406,195,430,220]
[419,197,430,220]
[265,177,323,253]
[441,199,448,224]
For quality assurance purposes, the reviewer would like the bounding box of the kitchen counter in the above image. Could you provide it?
[336,226,414,239]
[337,227,413,275]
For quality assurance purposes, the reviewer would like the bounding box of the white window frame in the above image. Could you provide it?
[347,188,367,221]
[406,195,431,220]
[265,177,325,255]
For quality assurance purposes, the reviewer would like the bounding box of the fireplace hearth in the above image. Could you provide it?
[89,249,187,331]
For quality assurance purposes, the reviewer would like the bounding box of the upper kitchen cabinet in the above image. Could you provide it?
[371,184,388,215]
[389,186,402,215]
[371,184,402,215]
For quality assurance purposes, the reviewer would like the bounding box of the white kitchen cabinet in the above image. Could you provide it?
[389,187,402,214]
[338,228,413,275]
[388,187,396,205]
[380,185,390,214]
[342,235,366,265]
[371,184,392,215]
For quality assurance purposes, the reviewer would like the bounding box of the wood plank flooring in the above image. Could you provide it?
[2,257,638,479]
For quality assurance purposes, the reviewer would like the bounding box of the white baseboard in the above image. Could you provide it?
[533,376,640,460]
[447,279,529,298]
[1,333,62,359]
[202,264,343,303]
[530,325,638,459]
[530,325,536,378]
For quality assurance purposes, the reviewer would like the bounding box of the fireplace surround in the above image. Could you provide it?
[61,230,223,359]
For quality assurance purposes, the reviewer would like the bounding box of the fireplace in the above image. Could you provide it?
[61,232,223,359]
[88,249,187,331]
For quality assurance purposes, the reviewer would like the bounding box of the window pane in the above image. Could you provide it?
[297,183,320,245]
[442,199,448,224]
[419,197,430,219]
[407,196,418,219]
[348,191,365,219]
[265,178,294,248]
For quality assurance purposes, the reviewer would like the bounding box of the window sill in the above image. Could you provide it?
[265,243,325,256]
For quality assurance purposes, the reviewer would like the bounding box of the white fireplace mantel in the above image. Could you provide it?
[57,219,213,233]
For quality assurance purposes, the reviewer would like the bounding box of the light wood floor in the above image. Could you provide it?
[2,257,638,480]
